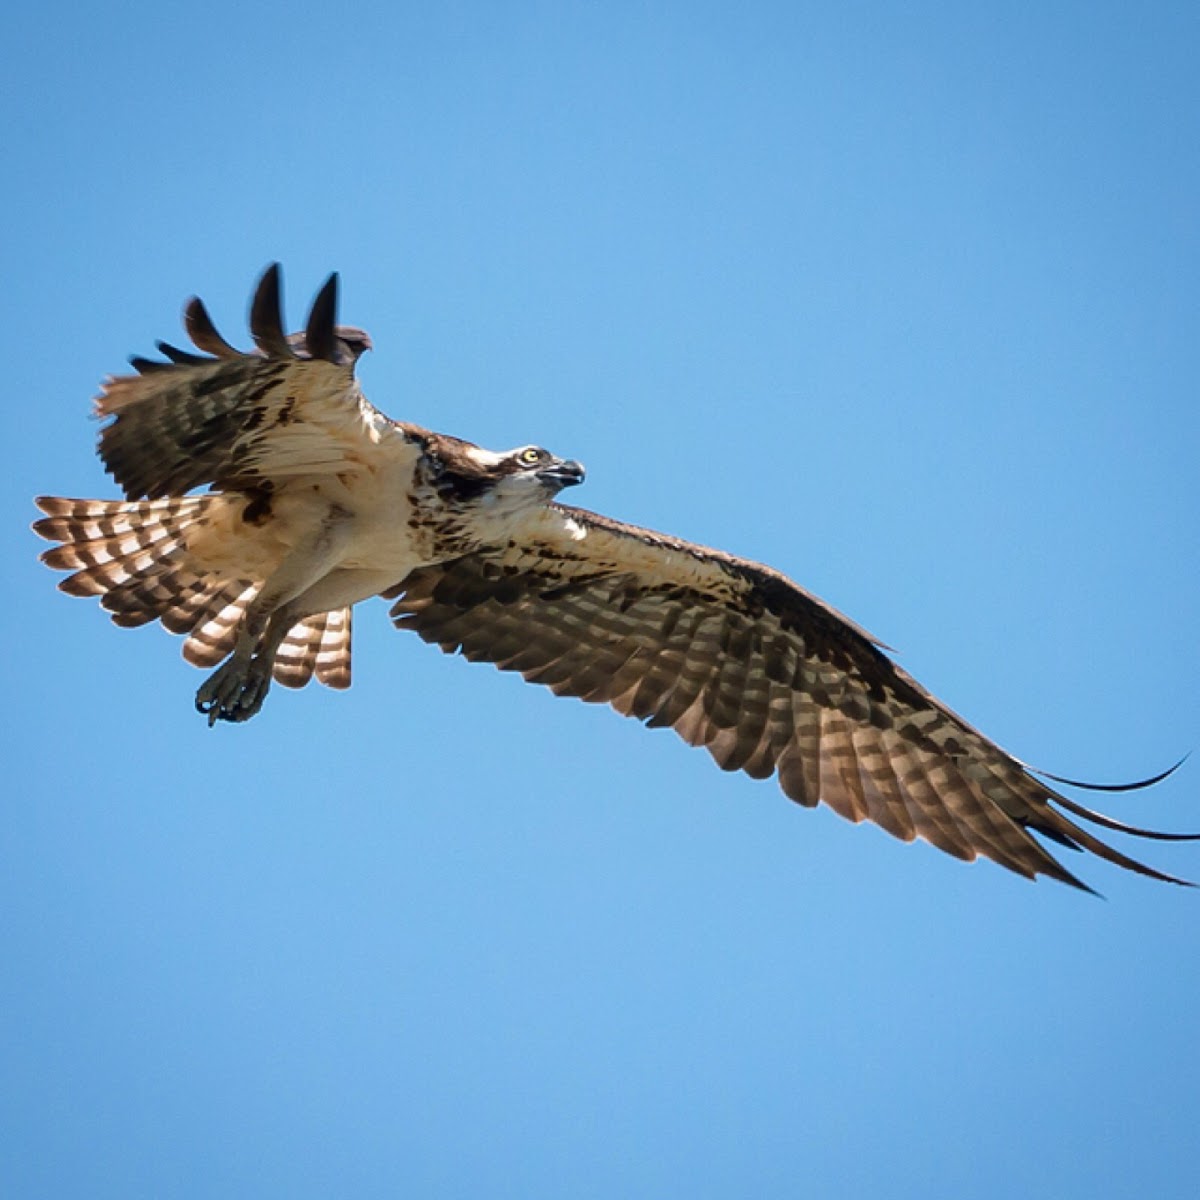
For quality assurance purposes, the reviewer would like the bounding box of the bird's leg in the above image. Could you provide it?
[196,510,353,725]
[195,603,306,725]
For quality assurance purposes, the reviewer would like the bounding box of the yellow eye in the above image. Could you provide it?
[518,447,544,466]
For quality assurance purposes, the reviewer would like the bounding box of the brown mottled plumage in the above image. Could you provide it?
[34,265,1195,890]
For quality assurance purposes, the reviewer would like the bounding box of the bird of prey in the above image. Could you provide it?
[34,265,1194,890]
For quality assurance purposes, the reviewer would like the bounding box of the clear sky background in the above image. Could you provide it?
[3,3,1198,1197]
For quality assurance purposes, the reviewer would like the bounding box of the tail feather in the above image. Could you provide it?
[41,521,182,572]
[35,495,206,562]
[274,608,353,690]
[104,561,214,628]
[36,496,207,607]
[160,578,227,635]
[34,495,353,692]
[182,582,257,667]
[274,613,324,689]
[315,607,352,688]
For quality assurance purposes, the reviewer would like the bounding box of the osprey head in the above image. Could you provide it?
[501,444,587,494]
[425,436,585,509]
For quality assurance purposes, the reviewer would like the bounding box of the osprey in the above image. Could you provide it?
[35,265,1194,890]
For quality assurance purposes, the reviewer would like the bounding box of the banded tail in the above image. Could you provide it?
[33,496,352,691]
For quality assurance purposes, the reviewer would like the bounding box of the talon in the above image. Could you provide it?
[195,656,272,725]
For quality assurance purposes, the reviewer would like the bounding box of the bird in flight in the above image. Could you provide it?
[34,265,1194,890]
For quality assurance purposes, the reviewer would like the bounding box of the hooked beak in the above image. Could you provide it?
[538,458,586,489]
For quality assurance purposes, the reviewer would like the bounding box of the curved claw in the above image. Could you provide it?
[195,657,273,726]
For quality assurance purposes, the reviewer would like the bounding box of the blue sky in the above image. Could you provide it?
[3,2,1198,1196]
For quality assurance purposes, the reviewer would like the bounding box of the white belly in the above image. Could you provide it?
[182,464,439,595]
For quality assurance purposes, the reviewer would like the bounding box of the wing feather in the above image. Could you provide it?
[248,263,297,359]
[389,504,1193,888]
[184,295,240,358]
[95,264,401,500]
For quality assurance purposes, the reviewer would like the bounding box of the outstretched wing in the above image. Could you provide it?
[95,264,403,500]
[388,505,1193,890]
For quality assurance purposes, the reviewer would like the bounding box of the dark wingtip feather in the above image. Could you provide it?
[249,263,295,359]
[185,295,239,358]
[1030,753,1200,860]
[129,355,173,374]
[155,340,210,366]
[1032,753,1189,793]
[305,272,340,362]
[1050,793,1200,843]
